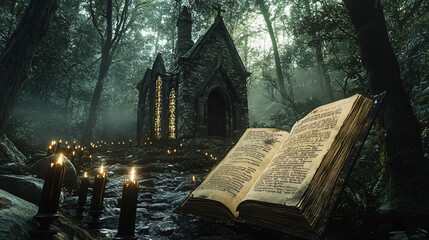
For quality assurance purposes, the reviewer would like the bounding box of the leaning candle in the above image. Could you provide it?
[115,167,139,239]
[37,154,66,215]
[90,164,107,212]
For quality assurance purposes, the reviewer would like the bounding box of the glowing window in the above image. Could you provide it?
[155,75,162,139]
[168,88,176,139]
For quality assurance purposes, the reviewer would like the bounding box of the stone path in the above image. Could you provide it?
[60,144,286,240]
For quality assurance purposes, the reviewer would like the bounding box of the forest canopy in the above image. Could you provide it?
[0,0,428,237]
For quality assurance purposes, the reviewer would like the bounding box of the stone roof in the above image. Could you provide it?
[178,15,250,77]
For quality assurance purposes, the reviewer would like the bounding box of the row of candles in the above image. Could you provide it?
[33,154,139,239]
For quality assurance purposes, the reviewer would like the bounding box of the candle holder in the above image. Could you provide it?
[30,213,59,239]
[31,154,65,239]
[114,167,138,240]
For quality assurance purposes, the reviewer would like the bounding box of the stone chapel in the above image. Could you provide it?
[136,6,250,145]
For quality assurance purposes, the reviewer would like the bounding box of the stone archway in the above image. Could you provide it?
[207,90,226,136]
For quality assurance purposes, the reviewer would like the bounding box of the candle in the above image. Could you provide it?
[71,150,76,162]
[90,164,107,212]
[37,154,66,215]
[47,145,52,156]
[115,167,138,239]
[55,140,62,154]
[77,172,89,210]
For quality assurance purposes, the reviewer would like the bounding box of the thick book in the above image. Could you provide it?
[177,93,384,239]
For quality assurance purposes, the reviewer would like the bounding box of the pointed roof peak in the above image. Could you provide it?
[178,6,192,22]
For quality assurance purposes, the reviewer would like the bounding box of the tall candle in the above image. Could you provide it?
[90,164,107,212]
[115,167,139,238]
[37,154,66,214]
[78,172,89,205]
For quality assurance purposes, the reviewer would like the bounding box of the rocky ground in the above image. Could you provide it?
[2,135,427,240]
[0,136,287,239]
[61,139,287,239]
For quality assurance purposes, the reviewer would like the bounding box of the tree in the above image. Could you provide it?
[0,0,59,137]
[81,0,134,146]
[343,0,429,219]
[255,0,288,102]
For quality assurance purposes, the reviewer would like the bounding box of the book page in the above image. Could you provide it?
[243,95,358,207]
[191,128,289,217]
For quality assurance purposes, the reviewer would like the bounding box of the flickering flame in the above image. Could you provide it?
[122,142,125,145]
[57,154,63,165]
[205,152,208,156]
[59,140,62,143]
[74,141,76,144]
[65,141,68,145]
[129,139,132,142]
[167,150,171,154]
[180,143,183,147]
[81,147,84,151]
[112,142,114,145]
[100,164,104,173]
[89,154,92,158]
[192,175,196,183]
[49,145,52,149]
[67,145,70,149]
[51,140,55,145]
[72,151,75,156]
[130,167,135,182]
[84,172,88,178]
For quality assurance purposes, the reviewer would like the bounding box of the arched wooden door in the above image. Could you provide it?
[207,90,226,136]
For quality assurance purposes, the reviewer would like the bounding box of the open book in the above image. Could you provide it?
[178,94,383,239]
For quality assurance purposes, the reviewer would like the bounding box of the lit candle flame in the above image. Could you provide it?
[72,151,75,156]
[129,139,132,142]
[49,145,52,149]
[59,140,62,143]
[192,175,196,183]
[205,152,208,156]
[57,154,63,165]
[65,141,68,145]
[174,149,177,153]
[89,154,92,158]
[84,172,88,178]
[180,143,183,147]
[100,164,104,173]
[130,167,135,182]
[167,150,171,154]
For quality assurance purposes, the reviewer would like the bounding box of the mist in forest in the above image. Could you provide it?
[1,0,427,151]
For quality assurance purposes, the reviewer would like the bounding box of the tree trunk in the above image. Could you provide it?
[344,0,429,219]
[315,42,334,102]
[0,0,59,136]
[303,1,334,102]
[81,0,113,146]
[256,0,287,101]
